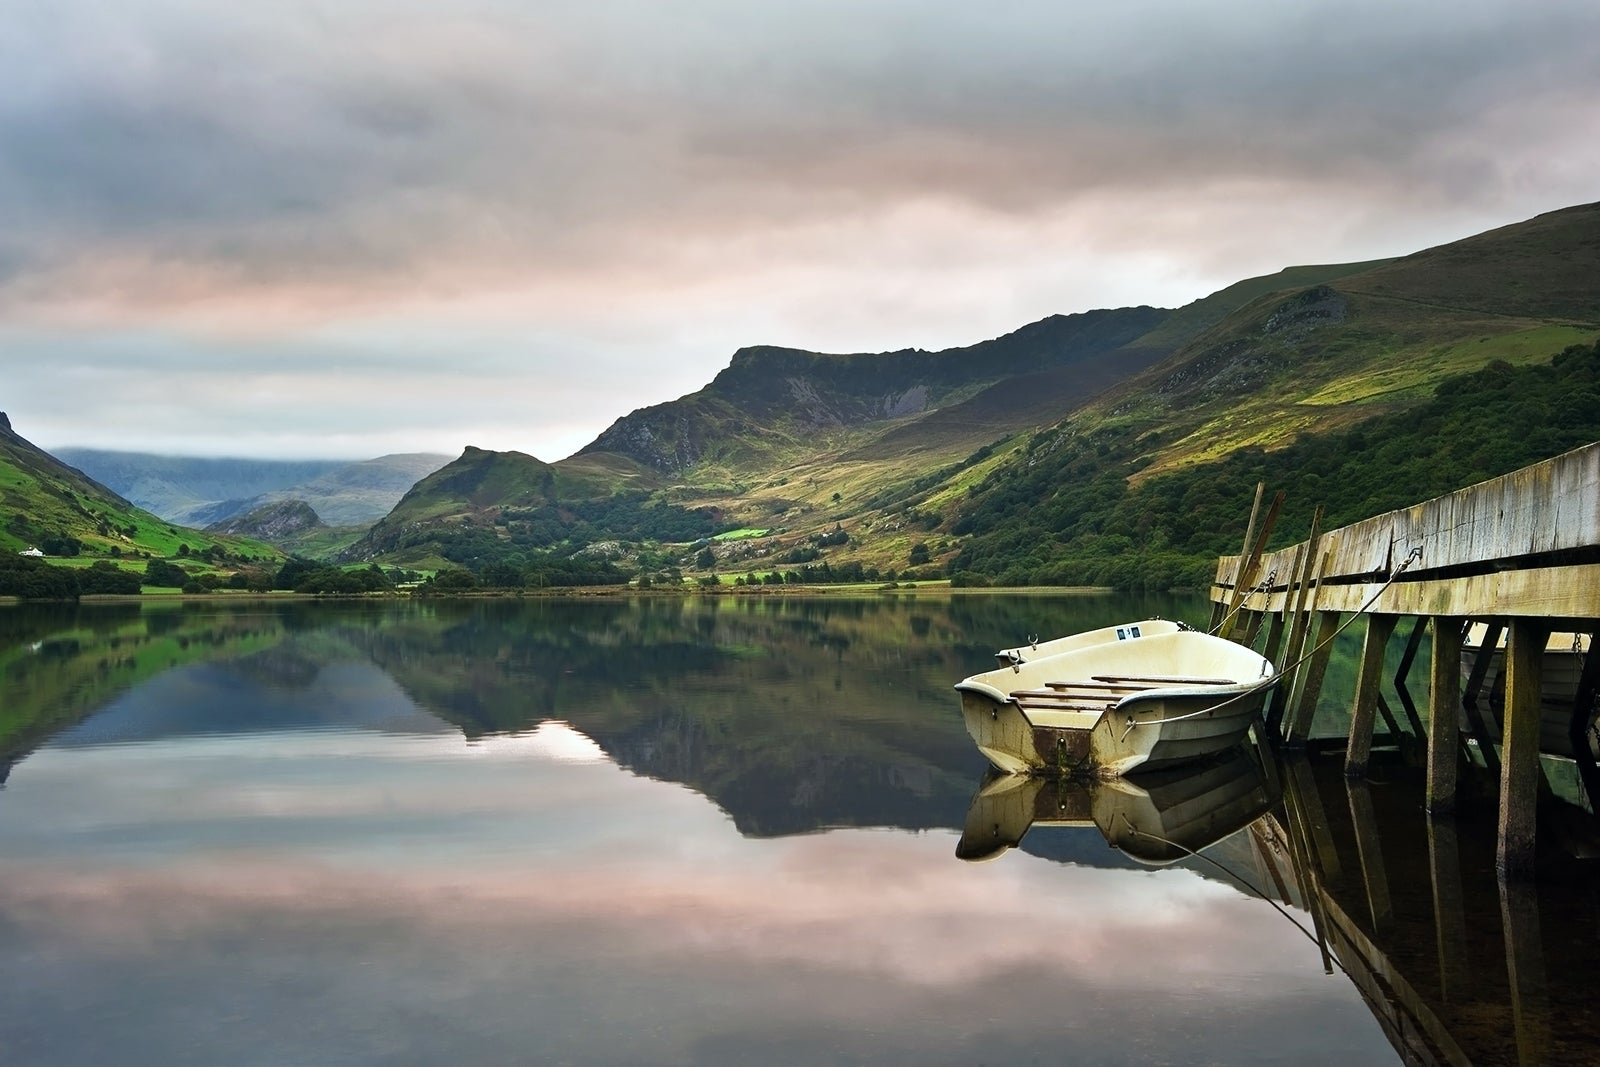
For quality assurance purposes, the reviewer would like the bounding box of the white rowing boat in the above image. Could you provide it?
[955,622,1275,777]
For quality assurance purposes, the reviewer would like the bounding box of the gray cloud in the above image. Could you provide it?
[4,1,1596,283]
[1,0,1596,457]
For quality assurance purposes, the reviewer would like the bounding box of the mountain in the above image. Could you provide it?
[946,202,1600,585]
[58,449,451,527]
[342,446,685,566]
[0,413,281,565]
[579,306,1170,476]
[205,499,325,540]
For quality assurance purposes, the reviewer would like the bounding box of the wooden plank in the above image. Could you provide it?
[1220,490,1286,639]
[1233,481,1267,588]
[1270,522,1324,732]
[1043,681,1156,692]
[1211,443,1600,607]
[1225,562,1600,619]
[1091,674,1236,685]
[1285,609,1341,743]
[1426,616,1464,815]
[1281,539,1331,729]
[1017,702,1111,715]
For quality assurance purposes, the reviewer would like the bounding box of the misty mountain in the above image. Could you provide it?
[59,449,451,527]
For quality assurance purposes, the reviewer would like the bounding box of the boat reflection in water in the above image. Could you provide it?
[956,744,1277,864]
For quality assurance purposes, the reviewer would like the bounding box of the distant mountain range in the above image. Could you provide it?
[57,449,451,527]
[7,200,1599,586]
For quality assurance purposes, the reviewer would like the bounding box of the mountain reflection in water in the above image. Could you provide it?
[1,596,1598,1065]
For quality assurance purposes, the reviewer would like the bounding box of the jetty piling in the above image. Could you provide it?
[1212,442,1600,879]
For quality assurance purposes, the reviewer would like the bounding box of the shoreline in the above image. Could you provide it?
[1,583,1136,606]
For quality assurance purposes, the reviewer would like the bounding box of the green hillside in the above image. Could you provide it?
[342,446,706,574]
[940,197,1600,586]
[949,339,1600,587]
[248,200,1600,592]
[0,413,284,595]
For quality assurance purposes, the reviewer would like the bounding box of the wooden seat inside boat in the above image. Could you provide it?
[1010,674,1239,716]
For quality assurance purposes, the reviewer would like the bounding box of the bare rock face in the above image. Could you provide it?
[0,412,11,434]
[206,499,323,540]
[1263,286,1347,336]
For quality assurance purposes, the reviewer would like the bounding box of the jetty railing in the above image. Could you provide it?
[1210,441,1600,879]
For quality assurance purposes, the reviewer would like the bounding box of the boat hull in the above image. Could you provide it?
[959,684,1267,777]
[955,626,1275,778]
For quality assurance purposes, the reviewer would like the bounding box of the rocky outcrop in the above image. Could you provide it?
[205,499,323,540]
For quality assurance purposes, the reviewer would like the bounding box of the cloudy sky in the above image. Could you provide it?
[4,0,1598,460]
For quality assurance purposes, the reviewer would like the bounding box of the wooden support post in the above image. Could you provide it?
[1345,614,1399,779]
[1427,616,1463,815]
[1266,541,1313,732]
[1428,817,1468,1004]
[1284,546,1332,726]
[1239,607,1265,648]
[1261,611,1287,673]
[1220,490,1285,641]
[1285,610,1341,743]
[1497,619,1550,879]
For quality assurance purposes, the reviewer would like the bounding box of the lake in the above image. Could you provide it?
[2,593,1596,1064]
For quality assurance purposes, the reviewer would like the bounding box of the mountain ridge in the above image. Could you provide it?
[59,449,452,528]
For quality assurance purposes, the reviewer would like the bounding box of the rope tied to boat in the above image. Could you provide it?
[1121,545,1425,737]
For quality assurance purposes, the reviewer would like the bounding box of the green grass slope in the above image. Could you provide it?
[950,339,1600,587]
[0,413,281,567]
[1086,203,1600,482]
[343,445,706,566]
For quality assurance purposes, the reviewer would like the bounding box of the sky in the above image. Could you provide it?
[3,0,1598,461]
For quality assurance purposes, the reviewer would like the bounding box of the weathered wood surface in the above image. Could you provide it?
[1212,441,1600,610]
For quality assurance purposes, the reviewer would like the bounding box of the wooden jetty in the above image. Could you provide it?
[1210,441,1600,878]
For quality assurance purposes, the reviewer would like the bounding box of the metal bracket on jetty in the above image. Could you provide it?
[1209,441,1600,880]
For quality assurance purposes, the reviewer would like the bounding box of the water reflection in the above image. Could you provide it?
[4,597,1600,1065]
[1269,751,1600,1066]
[957,746,1278,865]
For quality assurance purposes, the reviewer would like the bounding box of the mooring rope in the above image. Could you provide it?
[1121,545,1425,735]
[1114,812,1353,980]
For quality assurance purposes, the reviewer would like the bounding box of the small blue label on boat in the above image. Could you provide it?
[1116,626,1142,641]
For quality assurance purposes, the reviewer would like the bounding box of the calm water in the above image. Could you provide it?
[1,594,1595,1065]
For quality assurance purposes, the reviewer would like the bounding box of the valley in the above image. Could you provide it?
[5,201,1599,596]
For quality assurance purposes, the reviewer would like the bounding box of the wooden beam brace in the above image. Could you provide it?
[1346,614,1399,779]
[1285,610,1342,744]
